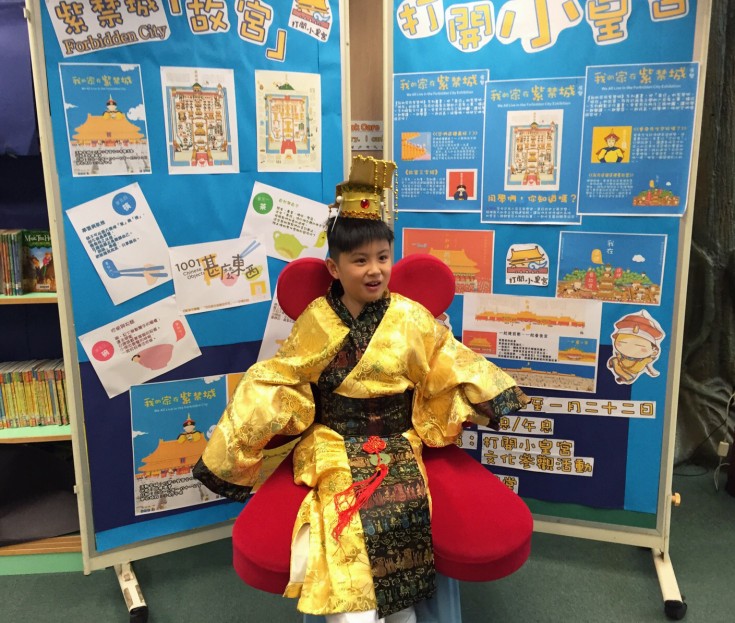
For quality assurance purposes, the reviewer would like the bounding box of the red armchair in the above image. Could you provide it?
[231,256,533,596]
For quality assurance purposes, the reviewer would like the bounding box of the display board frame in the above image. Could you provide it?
[384,1,712,615]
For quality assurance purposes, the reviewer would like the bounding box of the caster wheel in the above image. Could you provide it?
[130,605,149,623]
[664,599,687,620]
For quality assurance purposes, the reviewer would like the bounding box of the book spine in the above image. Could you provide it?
[31,364,47,425]
[22,364,35,426]
[0,231,9,296]
[11,231,23,296]
[51,369,61,426]
[40,363,57,425]
[1,367,15,427]
[55,362,69,425]
[43,364,56,425]
[0,369,6,428]
[8,365,23,427]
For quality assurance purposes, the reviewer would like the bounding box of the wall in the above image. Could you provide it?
[680,0,735,465]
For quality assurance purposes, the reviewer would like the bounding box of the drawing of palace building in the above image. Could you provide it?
[504,366,595,393]
[72,96,146,146]
[169,80,229,166]
[476,308,584,328]
[429,247,480,292]
[265,89,308,155]
[507,117,559,187]
[401,132,429,160]
[508,246,544,267]
[136,435,207,479]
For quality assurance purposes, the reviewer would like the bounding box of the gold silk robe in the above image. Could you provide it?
[199,292,523,616]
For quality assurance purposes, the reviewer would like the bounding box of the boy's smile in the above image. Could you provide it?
[325,240,392,318]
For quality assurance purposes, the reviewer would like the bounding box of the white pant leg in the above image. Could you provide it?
[325,610,382,623]
[290,524,311,583]
[385,606,417,623]
[324,605,416,623]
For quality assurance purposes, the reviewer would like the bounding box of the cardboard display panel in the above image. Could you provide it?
[388,0,710,546]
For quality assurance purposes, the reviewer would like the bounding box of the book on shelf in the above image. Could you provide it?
[0,228,55,296]
[0,229,23,296]
[21,229,56,293]
[0,359,67,430]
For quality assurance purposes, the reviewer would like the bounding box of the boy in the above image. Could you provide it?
[194,156,528,622]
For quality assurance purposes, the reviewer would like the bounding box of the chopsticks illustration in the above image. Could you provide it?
[103,259,168,279]
[239,239,261,259]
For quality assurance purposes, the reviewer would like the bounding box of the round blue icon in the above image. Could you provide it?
[112,192,137,215]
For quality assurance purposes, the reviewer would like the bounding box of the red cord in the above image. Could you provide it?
[332,436,388,541]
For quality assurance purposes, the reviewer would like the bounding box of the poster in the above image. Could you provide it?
[66,183,171,305]
[242,182,330,261]
[131,376,228,515]
[578,62,699,216]
[78,296,201,398]
[394,69,489,211]
[169,236,271,315]
[462,293,602,393]
[160,65,239,173]
[482,76,585,224]
[288,0,335,42]
[504,243,551,288]
[36,0,346,556]
[402,227,494,294]
[392,0,701,521]
[557,232,667,305]
[59,63,152,177]
[257,290,296,361]
[255,70,322,172]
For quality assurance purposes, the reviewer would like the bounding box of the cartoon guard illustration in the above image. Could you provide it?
[607,309,665,384]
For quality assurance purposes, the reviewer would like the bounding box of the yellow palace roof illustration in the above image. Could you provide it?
[476,308,585,327]
[429,248,479,274]
[508,246,545,266]
[73,96,145,144]
[137,436,207,475]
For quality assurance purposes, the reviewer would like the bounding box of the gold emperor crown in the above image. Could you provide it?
[334,155,397,221]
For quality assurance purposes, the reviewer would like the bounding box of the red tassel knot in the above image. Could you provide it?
[332,436,389,541]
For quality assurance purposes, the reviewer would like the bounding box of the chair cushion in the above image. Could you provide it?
[232,445,533,593]
[423,444,533,582]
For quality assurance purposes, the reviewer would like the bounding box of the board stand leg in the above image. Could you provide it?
[652,548,687,620]
[114,562,149,623]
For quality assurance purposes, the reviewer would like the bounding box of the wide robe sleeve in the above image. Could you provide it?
[193,299,349,500]
[397,296,529,447]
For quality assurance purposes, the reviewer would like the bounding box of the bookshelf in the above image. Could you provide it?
[0,424,71,443]
[0,293,57,305]
[0,279,81,577]
[0,536,83,575]
[0,168,80,575]
[0,292,81,574]
[0,3,82,577]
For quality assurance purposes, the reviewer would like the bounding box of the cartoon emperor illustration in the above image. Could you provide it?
[597,129,625,163]
[607,309,665,384]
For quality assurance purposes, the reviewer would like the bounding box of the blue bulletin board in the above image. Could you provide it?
[389,0,709,546]
[27,0,347,571]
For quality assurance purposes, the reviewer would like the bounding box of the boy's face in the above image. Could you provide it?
[325,239,392,318]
